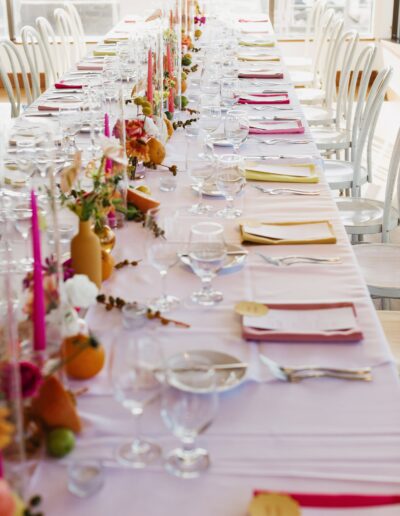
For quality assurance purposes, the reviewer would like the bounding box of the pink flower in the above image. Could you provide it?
[1,361,43,400]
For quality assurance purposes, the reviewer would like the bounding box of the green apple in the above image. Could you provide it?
[46,428,75,458]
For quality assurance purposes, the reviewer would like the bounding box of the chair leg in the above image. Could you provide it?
[345,188,351,197]
[382,298,391,310]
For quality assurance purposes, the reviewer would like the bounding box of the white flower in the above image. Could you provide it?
[64,274,99,308]
[143,116,160,138]
[98,135,128,166]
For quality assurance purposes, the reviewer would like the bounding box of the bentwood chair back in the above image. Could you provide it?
[36,16,65,81]
[64,2,87,59]
[0,40,34,117]
[20,25,51,95]
[54,8,80,69]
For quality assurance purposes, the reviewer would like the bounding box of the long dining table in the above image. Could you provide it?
[22,11,400,516]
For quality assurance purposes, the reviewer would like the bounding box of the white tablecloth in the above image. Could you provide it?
[26,15,400,516]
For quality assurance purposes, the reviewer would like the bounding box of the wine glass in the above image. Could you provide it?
[15,139,36,177]
[161,354,218,478]
[188,222,226,306]
[145,207,180,313]
[224,110,250,153]
[220,78,239,108]
[110,336,164,468]
[215,154,246,219]
[186,149,215,215]
[199,104,222,137]
[12,199,33,271]
[59,108,83,157]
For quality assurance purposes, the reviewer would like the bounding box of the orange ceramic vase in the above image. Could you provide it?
[70,220,102,288]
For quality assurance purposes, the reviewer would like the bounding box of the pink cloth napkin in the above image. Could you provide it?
[239,71,284,79]
[238,93,289,105]
[242,302,364,343]
[253,491,400,508]
[77,64,104,71]
[55,82,84,89]
[249,120,305,135]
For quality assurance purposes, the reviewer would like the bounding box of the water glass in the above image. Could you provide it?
[215,154,246,219]
[59,108,83,157]
[220,78,239,108]
[224,110,250,153]
[188,222,226,306]
[186,159,214,215]
[199,104,222,136]
[145,207,181,313]
[161,355,218,478]
[110,336,164,468]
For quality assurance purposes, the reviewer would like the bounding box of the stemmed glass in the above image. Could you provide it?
[145,207,180,313]
[58,108,83,157]
[187,158,214,215]
[161,354,218,478]
[220,78,239,108]
[199,103,222,138]
[215,155,246,219]
[12,199,33,271]
[224,110,250,153]
[188,222,226,306]
[110,336,164,468]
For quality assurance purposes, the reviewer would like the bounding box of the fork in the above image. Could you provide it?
[253,106,294,111]
[257,253,342,266]
[253,185,320,196]
[258,139,312,145]
[259,353,372,382]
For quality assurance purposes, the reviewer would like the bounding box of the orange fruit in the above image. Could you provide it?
[62,334,105,381]
[126,187,160,213]
[148,138,166,165]
[101,250,115,281]
[164,117,174,138]
[181,80,187,93]
[31,375,82,433]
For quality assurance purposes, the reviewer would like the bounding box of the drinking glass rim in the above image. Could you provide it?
[190,221,224,236]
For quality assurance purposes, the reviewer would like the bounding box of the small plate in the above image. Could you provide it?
[191,182,224,197]
[166,350,247,393]
[179,244,247,275]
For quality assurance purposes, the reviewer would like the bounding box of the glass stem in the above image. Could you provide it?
[160,270,168,300]
[132,412,143,448]
[182,438,196,455]
[226,196,234,212]
[201,276,213,294]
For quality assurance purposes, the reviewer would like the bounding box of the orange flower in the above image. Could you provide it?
[0,407,14,450]
[126,139,150,162]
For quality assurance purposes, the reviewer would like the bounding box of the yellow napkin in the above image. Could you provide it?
[239,40,275,47]
[238,55,280,62]
[103,37,128,43]
[93,50,116,57]
[245,162,319,183]
[240,220,336,245]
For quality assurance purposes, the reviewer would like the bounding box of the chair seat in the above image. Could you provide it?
[284,56,312,70]
[312,127,350,151]
[336,198,399,234]
[354,244,400,298]
[323,159,367,190]
[290,70,315,87]
[297,87,325,105]
[303,105,334,126]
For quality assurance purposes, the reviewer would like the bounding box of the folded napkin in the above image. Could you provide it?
[249,120,304,135]
[245,162,319,183]
[38,101,82,111]
[240,220,336,245]
[93,50,116,57]
[243,302,363,343]
[55,82,83,90]
[238,54,280,62]
[239,70,283,79]
[239,18,269,23]
[238,93,289,104]
[77,63,104,71]
[253,491,400,508]
[239,40,275,48]
[104,37,128,43]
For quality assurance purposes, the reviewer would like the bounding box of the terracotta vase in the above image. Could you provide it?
[70,220,102,288]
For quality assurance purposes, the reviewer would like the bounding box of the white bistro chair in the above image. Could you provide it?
[36,16,65,81]
[54,8,81,69]
[353,128,400,308]
[0,40,34,117]
[64,2,87,59]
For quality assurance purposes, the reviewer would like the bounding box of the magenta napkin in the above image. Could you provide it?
[249,120,305,135]
[239,71,284,79]
[238,93,289,105]
[55,82,84,90]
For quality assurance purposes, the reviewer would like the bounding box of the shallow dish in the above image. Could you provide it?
[179,244,247,275]
[166,350,247,393]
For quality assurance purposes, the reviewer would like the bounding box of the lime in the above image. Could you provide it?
[46,428,75,458]
[136,185,152,195]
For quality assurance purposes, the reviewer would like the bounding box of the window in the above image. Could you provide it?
[272,0,375,38]
[6,0,120,40]
[0,0,8,38]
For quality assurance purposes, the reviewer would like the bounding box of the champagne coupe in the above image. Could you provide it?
[111,336,164,468]
[215,154,246,219]
[188,222,226,306]
[224,109,250,153]
[145,207,180,313]
[161,354,218,478]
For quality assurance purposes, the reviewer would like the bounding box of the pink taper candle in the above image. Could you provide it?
[30,191,46,352]
[104,113,113,174]
[166,44,175,113]
[147,48,154,104]
[0,455,3,477]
